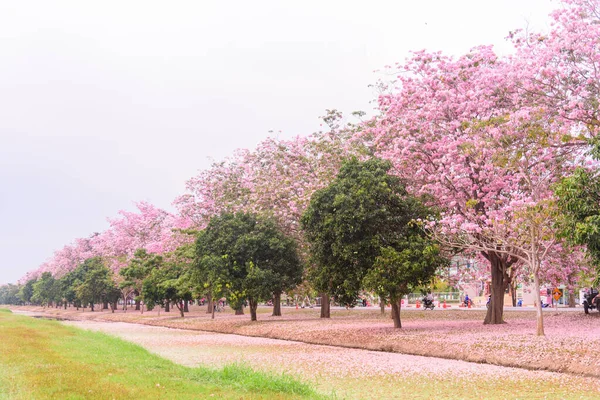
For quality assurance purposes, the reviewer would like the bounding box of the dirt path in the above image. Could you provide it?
[62,319,600,399]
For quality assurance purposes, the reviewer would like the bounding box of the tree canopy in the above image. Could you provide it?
[302,157,447,326]
[194,212,302,321]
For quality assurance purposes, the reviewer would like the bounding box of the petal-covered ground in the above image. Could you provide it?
[60,319,600,399]
[10,305,600,378]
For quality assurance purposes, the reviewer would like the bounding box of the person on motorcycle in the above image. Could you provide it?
[588,287,599,306]
[422,292,435,309]
[464,294,471,307]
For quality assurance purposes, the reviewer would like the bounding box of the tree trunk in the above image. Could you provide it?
[272,292,282,316]
[380,298,386,315]
[510,280,517,307]
[206,293,213,314]
[532,272,545,336]
[176,302,184,318]
[391,297,402,328]
[90,302,94,312]
[184,299,189,313]
[235,305,244,315]
[249,298,258,321]
[165,301,170,312]
[112,301,117,313]
[103,301,109,310]
[320,293,330,318]
[135,299,141,311]
[483,252,509,325]
[64,302,67,310]
[568,288,576,308]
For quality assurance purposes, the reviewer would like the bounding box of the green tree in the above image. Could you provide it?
[302,157,445,324]
[120,249,159,312]
[243,262,278,320]
[244,216,302,317]
[194,212,302,321]
[194,252,230,319]
[75,258,118,312]
[18,278,36,304]
[363,232,447,328]
[60,261,96,310]
[141,252,193,318]
[31,272,59,307]
[57,273,75,309]
[0,284,22,305]
[556,167,600,283]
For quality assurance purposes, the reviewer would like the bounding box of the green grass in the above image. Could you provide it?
[0,312,323,399]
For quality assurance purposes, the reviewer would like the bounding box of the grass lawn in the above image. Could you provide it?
[0,309,321,400]
[5,307,600,399]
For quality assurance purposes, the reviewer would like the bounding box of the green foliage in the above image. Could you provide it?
[120,248,161,299]
[363,229,448,303]
[74,258,119,309]
[18,278,36,304]
[302,157,444,307]
[0,284,21,305]
[243,261,278,304]
[194,252,230,309]
[57,269,81,306]
[194,212,302,317]
[31,272,59,306]
[556,167,600,282]
[141,252,193,315]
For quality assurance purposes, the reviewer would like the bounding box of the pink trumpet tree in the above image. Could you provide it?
[510,0,600,143]
[24,202,193,304]
[179,111,366,243]
[21,0,597,333]
[368,32,587,330]
[370,47,522,324]
[178,112,367,316]
[24,235,100,281]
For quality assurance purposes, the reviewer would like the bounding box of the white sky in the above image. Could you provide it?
[0,0,556,284]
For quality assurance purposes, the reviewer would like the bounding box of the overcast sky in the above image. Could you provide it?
[0,0,556,284]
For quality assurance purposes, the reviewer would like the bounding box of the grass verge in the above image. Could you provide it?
[0,311,322,399]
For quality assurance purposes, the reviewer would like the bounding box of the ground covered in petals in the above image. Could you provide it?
[10,305,600,379]
[59,319,600,399]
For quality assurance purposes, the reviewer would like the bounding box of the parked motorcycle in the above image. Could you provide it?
[540,300,551,308]
[422,297,435,310]
[583,288,599,314]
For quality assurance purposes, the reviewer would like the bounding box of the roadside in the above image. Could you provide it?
[0,310,318,400]
[9,304,600,378]
[63,318,600,399]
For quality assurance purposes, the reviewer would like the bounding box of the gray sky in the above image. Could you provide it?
[0,0,555,284]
